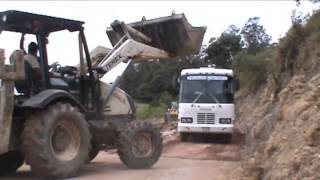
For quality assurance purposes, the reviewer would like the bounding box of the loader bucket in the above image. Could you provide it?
[106,13,206,57]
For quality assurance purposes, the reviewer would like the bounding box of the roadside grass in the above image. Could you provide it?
[135,102,167,121]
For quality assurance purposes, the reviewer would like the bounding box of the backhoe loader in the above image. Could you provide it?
[0,10,206,178]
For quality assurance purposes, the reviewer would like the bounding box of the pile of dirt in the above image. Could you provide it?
[236,12,320,180]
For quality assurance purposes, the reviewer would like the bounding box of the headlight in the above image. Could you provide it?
[181,117,193,123]
[219,118,232,124]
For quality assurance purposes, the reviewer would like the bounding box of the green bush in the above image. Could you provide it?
[137,103,168,120]
[233,48,274,92]
[233,10,320,95]
[158,91,175,105]
[304,10,320,34]
[276,10,320,74]
[277,23,306,74]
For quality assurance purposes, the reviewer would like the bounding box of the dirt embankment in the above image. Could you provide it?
[236,12,320,180]
[237,75,320,180]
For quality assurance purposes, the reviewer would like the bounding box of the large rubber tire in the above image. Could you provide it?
[117,121,163,169]
[0,151,24,174]
[22,103,91,178]
[180,133,188,142]
[224,134,233,144]
[87,142,100,163]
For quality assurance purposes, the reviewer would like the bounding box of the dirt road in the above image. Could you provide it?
[2,131,243,180]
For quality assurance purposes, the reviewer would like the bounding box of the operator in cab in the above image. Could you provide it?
[15,40,42,95]
[24,42,42,80]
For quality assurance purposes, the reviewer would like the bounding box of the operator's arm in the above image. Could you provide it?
[20,33,26,54]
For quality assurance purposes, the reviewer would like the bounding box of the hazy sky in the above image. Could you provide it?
[0,1,317,82]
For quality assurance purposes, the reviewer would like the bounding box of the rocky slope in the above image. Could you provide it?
[236,12,320,180]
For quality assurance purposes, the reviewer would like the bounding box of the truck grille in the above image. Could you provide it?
[197,113,215,124]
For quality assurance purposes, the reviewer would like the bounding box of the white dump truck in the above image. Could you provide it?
[177,66,236,142]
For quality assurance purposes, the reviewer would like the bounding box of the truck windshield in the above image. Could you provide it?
[179,75,234,104]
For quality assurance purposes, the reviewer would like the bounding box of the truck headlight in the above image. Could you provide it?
[181,117,193,123]
[219,118,232,124]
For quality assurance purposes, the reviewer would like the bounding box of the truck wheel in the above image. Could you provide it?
[0,151,24,174]
[224,134,233,144]
[22,103,91,178]
[180,133,188,142]
[117,121,163,169]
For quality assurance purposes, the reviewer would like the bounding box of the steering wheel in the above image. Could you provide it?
[49,62,62,73]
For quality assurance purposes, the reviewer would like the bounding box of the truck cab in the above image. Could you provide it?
[177,66,235,142]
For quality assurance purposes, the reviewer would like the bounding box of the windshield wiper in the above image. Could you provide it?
[192,92,203,104]
[207,92,221,107]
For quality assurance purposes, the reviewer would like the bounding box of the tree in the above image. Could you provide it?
[119,55,201,103]
[206,25,242,68]
[241,17,271,54]
[296,0,320,4]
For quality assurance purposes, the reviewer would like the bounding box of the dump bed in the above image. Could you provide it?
[106,13,206,57]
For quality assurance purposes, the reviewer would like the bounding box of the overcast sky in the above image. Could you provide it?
[0,1,317,82]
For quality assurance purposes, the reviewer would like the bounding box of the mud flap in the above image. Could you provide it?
[0,49,25,154]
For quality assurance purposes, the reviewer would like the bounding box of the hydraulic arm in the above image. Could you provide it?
[97,22,169,76]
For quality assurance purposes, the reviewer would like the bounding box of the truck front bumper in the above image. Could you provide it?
[177,123,233,134]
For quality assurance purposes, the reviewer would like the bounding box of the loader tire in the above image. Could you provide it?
[0,151,24,174]
[22,103,91,178]
[117,121,163,169]
[87,142,100,163]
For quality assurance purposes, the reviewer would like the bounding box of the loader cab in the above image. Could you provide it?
[0,10,99,111]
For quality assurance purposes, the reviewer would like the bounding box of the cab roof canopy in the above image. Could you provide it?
[0,10,84,35]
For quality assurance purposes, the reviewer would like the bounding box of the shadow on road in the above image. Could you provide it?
[162,131,245,162]
[2,155,128,180]
[183,131,245,144]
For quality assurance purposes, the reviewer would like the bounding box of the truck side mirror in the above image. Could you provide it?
[172,76,180,91]
[226,78,239,94]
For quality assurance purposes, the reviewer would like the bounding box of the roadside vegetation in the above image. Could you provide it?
[120,1,319,120]
[136,102,167,120]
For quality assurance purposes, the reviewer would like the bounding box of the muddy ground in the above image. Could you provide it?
[3,124,244,180]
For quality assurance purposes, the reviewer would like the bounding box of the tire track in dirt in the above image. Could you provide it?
[162,129,244,162]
